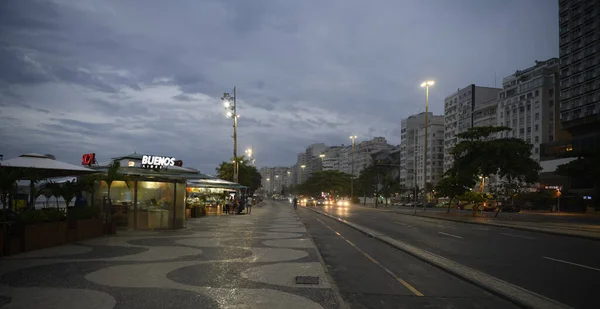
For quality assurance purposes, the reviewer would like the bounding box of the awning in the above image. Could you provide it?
[0,153,97,178]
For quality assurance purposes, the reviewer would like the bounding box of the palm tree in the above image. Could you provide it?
[102,160,130,202]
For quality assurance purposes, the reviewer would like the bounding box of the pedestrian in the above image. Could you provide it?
[292,196,298,210]
[246,196,253,214]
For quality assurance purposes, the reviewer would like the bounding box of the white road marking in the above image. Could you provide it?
[438,232,463,239]
[394,222,412,228]
[500,233,536,240]
[542,256,600,272]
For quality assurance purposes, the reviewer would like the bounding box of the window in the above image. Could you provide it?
[549,88,554,96]
[549,100,554,107]
[535,136,539,143]
[535,90,539,97]
[549,135,554,142]
[535,124,539,131]
[535,113,540,120]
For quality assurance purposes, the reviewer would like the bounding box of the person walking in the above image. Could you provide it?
[292,196,298,210]
[246,196,253,214]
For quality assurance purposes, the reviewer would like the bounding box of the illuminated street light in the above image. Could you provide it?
[420,80,434,211]
[222,88,239,183]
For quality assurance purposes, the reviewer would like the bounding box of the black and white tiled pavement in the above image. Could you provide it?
[0,201,340,309]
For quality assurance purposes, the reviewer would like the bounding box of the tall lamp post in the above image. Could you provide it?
[420,80,434,210]
[349,135,358,201]
[222,88,239,183]
[300,165,306,184]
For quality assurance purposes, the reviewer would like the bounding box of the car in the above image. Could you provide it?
[316,199,326,206]
[336,200,349,207]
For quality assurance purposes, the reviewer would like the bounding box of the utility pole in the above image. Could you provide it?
[222,87,239,183]
[350,135,357,201]
[421,81,434,211]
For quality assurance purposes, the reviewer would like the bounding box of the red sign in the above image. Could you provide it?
[174,160,183,167]
[82,153,96,166]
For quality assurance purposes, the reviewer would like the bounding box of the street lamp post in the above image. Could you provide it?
[349,135,358,201]
[420,80,434,211]
[222,88,239,183]
[300,165,306,183]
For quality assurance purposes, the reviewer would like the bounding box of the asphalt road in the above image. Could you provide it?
[296,206,519,309]
[389,205,600,225]
[313,204,600,309]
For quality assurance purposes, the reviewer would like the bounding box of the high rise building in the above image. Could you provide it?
[558,0,600,139]
[400,112,445,189]
[444,85,502,171]
[322,146,342,171]
[496,58,563,162]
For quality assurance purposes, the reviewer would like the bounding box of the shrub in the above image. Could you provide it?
[18,209,65,225]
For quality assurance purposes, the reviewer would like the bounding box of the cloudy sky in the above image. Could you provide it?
[0,0,558,173]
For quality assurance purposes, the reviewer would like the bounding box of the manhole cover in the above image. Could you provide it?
[295,276,319,285]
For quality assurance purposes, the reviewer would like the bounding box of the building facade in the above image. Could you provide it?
[496,58,562,162]
[559,0,600,137]
[400,112,445,189]
[444,85,502,171]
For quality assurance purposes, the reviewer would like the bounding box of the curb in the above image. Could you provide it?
[293,207,350,309]
[306,207,573,309]
[390,211,600,241]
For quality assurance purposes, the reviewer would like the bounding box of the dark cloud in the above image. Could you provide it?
[0,0,559,170]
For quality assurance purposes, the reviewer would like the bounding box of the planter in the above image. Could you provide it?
[75,218,104,241]
[23,221,67,252]
[8,236,22,256]
[66,229,77,243]
[104,221,117,235]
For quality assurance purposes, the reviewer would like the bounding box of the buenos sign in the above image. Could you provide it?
[141,155,176,169]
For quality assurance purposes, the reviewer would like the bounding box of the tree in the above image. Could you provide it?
[458,190,490,215]
[101,160,130,203]
[357,165,379,205]
[435,175,471,213]
[450,126,541,215]
[297,170,351,198]
[216,156,262,194]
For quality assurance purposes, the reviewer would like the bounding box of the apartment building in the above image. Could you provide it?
[444,85,502,171]
[496,58,562,162]
[322,146,342,171]
[260,166,292,194]
[400,112,445,189]
[559,0,600,138]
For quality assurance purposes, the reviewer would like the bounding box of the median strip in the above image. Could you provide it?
[306,207,573,309]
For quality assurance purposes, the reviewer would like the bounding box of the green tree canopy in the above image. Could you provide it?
[435,175,471,213]
[216,156,262,193]
[451,126,541,187]
[297,170,351,198]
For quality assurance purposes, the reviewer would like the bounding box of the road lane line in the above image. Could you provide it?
[312,215,424,296]
[438,232,463,239]
[394,222,412,228]
[500,233,536,240]
[542,257,600,272]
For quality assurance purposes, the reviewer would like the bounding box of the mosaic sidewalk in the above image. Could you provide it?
[0,202,340,309]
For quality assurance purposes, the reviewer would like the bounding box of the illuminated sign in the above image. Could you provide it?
[81,153,96,166]
[141,155,176,169]
[128,161,135,167]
